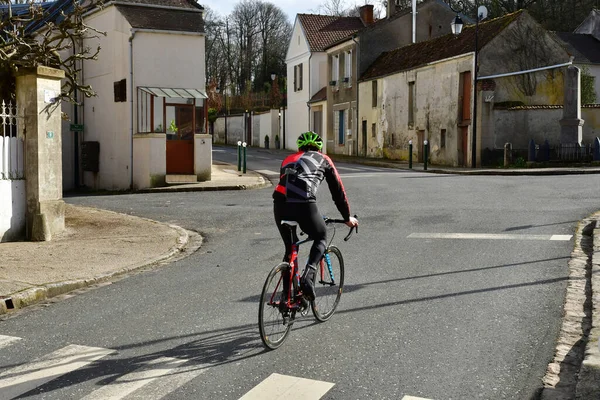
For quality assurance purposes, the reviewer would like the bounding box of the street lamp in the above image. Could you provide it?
[217,86,228,145]
[451,3,486,168]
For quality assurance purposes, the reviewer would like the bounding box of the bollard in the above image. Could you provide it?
[528,139,536,162]
[424,140,429,171]
[409,140,413,169]
[504,143,512,167]
[242,142,247,174]
[237,141,242,175]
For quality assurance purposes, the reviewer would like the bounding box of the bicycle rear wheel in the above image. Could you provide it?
[311,245,344,322]
[258,262,293,349]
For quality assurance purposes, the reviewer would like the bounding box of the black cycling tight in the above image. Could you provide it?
[273,201,327,268]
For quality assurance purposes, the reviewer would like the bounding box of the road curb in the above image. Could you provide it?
[539,212,600,399]
[325,156,600,176]
[136,177,271,193]
[0,217,201,315]
[575,215,600,399]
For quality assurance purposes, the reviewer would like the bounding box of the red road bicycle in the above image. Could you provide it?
[258,216,357,350]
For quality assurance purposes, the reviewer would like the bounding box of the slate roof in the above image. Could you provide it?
[308,86,327,103]
[1,0,204,34]
[360,0,474,34]
[552,32,600,64]
[298,14,365,52]
[116,4,204,33]
[113,0,202,10]
[361,11,523,81]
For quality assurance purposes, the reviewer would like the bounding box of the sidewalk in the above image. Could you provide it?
[0,163,270,314]
[0,158,598,397]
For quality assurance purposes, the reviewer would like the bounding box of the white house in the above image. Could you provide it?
[285,13,366,152]
[62,0,208,191]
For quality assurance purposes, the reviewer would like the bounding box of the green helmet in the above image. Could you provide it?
[297,131,323,150]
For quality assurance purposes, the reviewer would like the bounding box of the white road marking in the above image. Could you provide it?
[123,362,208,399]
[550,235,573,241]
[0,344,115,399]
[402,396,434,400]
[256,169,280,175]
[239,373,334,400]
[0,335,21,350]
[336,166,363,171]
[408,233,573,241]
[81,356,192,400]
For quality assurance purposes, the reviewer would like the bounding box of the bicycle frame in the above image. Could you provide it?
[274,217,353,312]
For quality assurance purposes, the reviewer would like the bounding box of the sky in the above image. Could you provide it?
[200,0,379,22]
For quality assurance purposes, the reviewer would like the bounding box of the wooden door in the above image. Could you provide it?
[166,104,194,174]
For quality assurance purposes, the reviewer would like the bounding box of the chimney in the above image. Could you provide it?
[359,5,374,25]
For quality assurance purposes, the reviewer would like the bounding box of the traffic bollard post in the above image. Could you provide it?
[237,141,242,175]
[242,142,247,174]
[409,140,413,169]
[424,140,429,171]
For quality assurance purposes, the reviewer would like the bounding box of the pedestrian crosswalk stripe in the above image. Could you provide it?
[239,373,334,400]
[256,169,280,175]
[408,233,573,241]
[0,344,114,399]
[402,396,433,400]
[0,335,21,350]
[121,362,208,400]
[81,356,193,400]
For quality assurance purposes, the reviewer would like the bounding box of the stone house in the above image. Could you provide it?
[302,0,471,157]
[358,10,571,167]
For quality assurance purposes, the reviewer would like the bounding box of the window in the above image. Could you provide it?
[331,55,339,84]
[344,50,352,84]
[372,81,377,107]
[114,79,126,102]
[338,110,345,145]
[294,63,303,92]
[441,129,446,148]
[408,81,415,127]
[372,123,376,137]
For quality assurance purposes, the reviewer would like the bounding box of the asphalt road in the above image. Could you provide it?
[1,146,598,399]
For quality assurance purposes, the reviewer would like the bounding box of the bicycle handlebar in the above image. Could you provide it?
[324,215,358,242]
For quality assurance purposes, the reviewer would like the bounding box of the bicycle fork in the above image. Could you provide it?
[320,252,335,285]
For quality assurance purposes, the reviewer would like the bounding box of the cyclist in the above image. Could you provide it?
[273,131,358,302]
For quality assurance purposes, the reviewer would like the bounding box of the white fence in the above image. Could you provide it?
[0,100,23,179]
[0,100,26,242]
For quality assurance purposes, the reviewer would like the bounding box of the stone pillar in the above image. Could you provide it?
[15,66,66,241]
[560,66,584,144]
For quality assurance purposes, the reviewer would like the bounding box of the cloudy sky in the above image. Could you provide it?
[200,0,381,22]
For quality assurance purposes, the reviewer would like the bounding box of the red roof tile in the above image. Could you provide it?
[298,14,365,52]
[361,11,523,81]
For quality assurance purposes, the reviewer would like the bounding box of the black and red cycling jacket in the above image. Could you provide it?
[273,150,351,221]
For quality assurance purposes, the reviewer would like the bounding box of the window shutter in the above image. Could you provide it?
[299,64,303,91]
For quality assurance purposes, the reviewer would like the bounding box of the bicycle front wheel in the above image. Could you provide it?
[311,245,344,322]
[258,262,293,350]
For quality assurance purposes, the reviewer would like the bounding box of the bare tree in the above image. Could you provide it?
[0,0,106,103]
[205,0,291,105]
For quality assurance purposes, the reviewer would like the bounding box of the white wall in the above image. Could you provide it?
[74,6,206,191]
[132,133,166,189]
[81,6,131,190]
[0,180,26,242]
[1,136,25,241]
